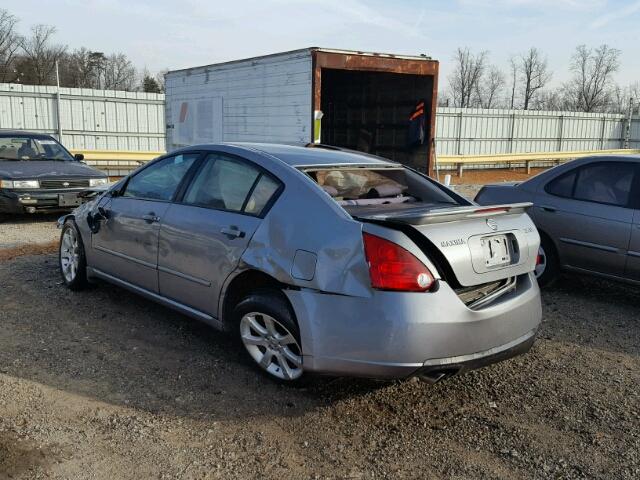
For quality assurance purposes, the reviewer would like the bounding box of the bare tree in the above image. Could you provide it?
[564,44,621,112]
[529,88,570,111]
[437,91,452,107]
[474,65,505,108]
[519,47,551,110]
[0,10,141,91]
[155,68,168,93]
[64,51,137,91]
[17,24,66,85]
[0,9,21,82]
[610,82,640,114]
[508,56,517,109]
[448,47,487,108]
[102,53,136,91]
[60,48,106,88]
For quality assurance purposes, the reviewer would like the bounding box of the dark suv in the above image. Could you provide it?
[0,131,108,219]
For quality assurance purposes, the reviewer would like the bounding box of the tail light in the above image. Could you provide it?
[362,233,435,292]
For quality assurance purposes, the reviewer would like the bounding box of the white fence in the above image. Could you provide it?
[435,107,639,156]
[0,83,165,151]
[1,83,639,159]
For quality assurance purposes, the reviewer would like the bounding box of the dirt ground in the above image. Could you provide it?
[445,167,549,187]
[0,174,638,479]
[1,253,638,480]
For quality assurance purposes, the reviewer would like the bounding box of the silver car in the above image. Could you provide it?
[58,144,541,383]
[476,156,640,287]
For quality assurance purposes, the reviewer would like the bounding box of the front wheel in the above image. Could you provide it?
[59,220,89,290]
[233,291,304,382]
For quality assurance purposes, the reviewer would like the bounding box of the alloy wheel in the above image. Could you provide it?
[240,312,303,380]
[60,227,80,283]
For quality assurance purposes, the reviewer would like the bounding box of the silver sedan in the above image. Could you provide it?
[476,155,640,287]
[59,144,541,383]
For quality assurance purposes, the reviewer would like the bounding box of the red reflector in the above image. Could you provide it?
[536,254,542,265]
[474,207,510,215]
[362,233,434,292]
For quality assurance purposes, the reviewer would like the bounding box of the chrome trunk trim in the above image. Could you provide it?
[468,276,517,310]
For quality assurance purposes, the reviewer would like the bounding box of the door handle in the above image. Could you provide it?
[142,213,160,223]
[220,226,245,239]
[540,205,557,213]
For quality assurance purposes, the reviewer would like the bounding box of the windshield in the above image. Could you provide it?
[0,135,75,161]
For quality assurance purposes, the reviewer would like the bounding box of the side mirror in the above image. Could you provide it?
[88,206,110,233]
[74,153,85,161]
[97,206,110,219]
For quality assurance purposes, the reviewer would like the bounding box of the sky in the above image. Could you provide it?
[5,0,640,89]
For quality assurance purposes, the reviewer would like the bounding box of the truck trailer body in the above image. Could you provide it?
[165,48,439,174]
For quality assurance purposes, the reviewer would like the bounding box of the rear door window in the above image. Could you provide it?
[545,171,576,198]
[183,153,281,216]
[244,175,280,215]
[573,162,635,207]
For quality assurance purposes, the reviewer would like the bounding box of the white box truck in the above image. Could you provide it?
[165,48,439,173]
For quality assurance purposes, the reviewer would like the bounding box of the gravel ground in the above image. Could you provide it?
[0,253,638,479]
[450,184,482,200]
[0,214,60,248]
[1,181,638,479]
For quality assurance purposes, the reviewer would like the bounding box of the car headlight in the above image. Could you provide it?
[89,178,109,187]
[0,179,40,189]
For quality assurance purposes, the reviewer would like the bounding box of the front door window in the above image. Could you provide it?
[123,153,199,201]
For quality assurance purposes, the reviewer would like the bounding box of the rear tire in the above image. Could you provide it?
[232,290,304,383]
[535,234,559,288]
[59,220,89,290]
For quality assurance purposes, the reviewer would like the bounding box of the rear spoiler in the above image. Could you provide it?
[356,203,533,226]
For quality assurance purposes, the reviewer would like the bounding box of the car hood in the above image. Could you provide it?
[0,160,105,179]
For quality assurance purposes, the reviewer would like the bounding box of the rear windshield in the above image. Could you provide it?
[0,135,75,162]
[303,167,460,208]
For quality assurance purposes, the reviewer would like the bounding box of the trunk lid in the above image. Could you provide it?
[348,203,540,287]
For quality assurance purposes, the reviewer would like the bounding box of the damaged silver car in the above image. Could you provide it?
[58,144,541,382]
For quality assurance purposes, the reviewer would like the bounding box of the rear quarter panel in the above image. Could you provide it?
[219,146,373,298]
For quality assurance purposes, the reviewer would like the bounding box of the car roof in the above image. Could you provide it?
[0,130,56,139]
[518,154,640,188]
[580,154,640,161]
[193,142,400,168]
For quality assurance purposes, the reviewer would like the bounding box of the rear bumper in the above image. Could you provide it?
[0,189,83,213]
[285,272,542,379]
[415,328,537,382]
